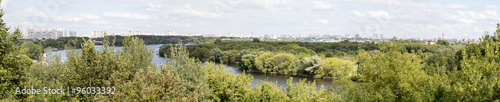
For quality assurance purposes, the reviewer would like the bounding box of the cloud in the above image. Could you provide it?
[455,10,500,23]
[351,10,394,23]
[312,1,332,10]
[102,12,157,19]
[317,19,329,24]
[54,14,101,22]
[146,3,163,11]
[88,21,111,25]
[168,4,225,19]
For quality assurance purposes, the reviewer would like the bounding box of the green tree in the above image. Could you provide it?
[268,53,296,74]
[241,53,258,70]
[209,47,226,63]
[299,55,322,76]
[190,47,210,61]
[437,39,450,46]
[162,45,212,101]
[158,44,176,57]
[122,36,153,70]
[214,38,222,45]
[324,52,334,57]
[254,52,274,73]
[0,7,33,99]
[222,50,238,64]
[20,41,43,60]
[316,58,353,79]
[253,38,260,42]
[342,45,435,101]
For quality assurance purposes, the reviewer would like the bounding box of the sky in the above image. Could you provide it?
[1,0,500,39]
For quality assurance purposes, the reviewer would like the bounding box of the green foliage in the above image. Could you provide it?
[122,36,153,71]
[437,39,450,46]
[158,44,179,57]
[343,45,435,101]
[297,55,322,76]
[99,69,199,101]
[279,44,316,56]
[203,62,252,101]
[189,47,210,61]
[254,52,274,73]
[222,50,238,65]
[252,38,260,42]
[324,51,334,57]
[24,53,76,101]
[209,47,226,63]
[240,53,258,70]
[163,45,212,101]
[20,41,43,60]
[316,58,354,79]
[214,38,222,45]
[0,9,32,99]
[335,51,345,57]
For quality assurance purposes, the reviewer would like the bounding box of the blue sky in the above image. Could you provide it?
[1,0,499,39]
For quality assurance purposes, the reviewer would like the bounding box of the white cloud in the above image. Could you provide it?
[351,10,394,23]
[54,14,100,22]
[456,10,500,23]
[168,4,225,19]
[317,19,329,24]
[88,21,110,25]
[102,12,157,19]
[312,1,332,10]
[146,3,163,11]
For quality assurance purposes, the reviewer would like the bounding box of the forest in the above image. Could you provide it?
[159,37,456,79]
[2,2,500,101]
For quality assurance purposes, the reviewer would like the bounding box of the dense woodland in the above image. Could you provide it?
[159,36,456,79]
[2,1,500,101]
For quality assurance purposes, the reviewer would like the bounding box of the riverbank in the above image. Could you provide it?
[244,70,336,80]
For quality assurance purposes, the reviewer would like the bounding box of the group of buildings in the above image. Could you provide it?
[23,28,77,39]
[21,28,478,44]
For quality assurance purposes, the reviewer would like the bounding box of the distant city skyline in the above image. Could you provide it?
[2,0,500,39]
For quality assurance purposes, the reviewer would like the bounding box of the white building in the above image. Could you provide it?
[90,31,107,38]
[27,28,77,39]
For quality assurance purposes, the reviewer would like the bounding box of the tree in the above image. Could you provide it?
[190,47,210,61]
[215,38,222,45]
[268,53,296,74]
[254,52,274,73]
[437,39,450,46]
[158,44,175,57]
[122,36,154,73]
[324,52,334,57]
[222,50,238,64]
[0,7,33,99]
[316,58,353,79]
[209,47,226,63]
[253,38,260,42]
[20,41,43,60]
[342,45,435,101]
[299,55,322,76]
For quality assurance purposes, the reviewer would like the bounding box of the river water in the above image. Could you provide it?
[44,44,333,90]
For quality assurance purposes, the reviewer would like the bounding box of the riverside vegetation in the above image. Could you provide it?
[2,1,500,101]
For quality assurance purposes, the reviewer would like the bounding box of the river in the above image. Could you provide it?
[44,44,334,90]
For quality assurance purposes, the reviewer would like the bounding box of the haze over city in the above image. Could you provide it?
[1,0,500,39]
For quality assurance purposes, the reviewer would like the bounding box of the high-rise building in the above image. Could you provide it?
[91,31,107,38]
[27,28,77,39]
[373,34,378,39]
